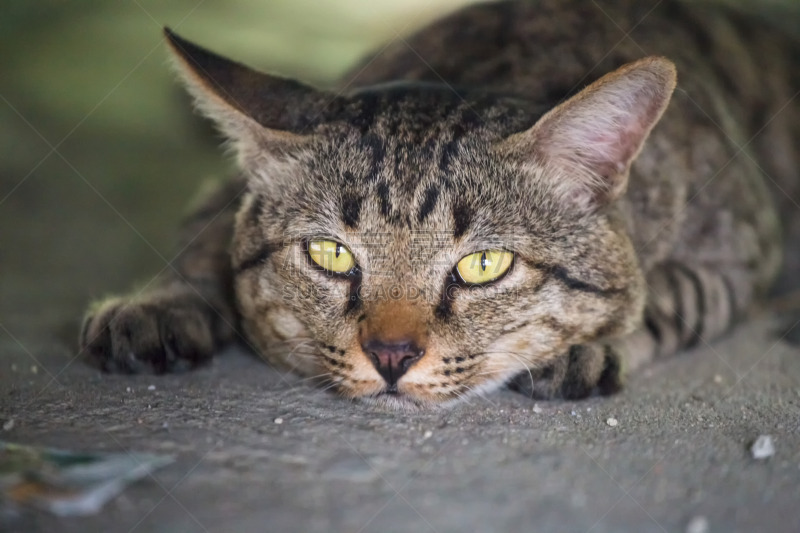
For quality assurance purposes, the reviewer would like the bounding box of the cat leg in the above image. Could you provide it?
[620,261,745,370]
[80,177,246,374]
[508,343,623,400]
[512,261,748,399]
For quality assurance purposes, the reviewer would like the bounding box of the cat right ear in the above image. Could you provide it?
[501,57,677,213]
[164,28,328,159]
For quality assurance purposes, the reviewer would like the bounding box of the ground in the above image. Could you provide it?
[1,1,799,532]
[2,317,800,532]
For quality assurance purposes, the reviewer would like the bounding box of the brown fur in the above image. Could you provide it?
[81,0,798,409]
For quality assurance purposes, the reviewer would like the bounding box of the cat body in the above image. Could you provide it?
[81,0,799,408]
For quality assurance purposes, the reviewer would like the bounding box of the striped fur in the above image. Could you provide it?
[81,0,798,408]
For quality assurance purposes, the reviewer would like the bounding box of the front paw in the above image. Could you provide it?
[80,288,220,374]
[509,343,624,400]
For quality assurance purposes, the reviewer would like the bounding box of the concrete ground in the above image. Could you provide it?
[1,1,799,532]
[2,317,800,533]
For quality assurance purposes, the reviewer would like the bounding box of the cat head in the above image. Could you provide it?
[165,28,676,409]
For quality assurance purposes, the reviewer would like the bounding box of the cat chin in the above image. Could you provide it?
[357,393,433,412]
[356,389,478,412]
[352,375,513,411]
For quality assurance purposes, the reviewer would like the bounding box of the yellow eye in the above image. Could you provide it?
[308,239,356,274]
[456,250,513,285]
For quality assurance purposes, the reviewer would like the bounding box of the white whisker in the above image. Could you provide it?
[295,371,334,384]
[504,351,536,392]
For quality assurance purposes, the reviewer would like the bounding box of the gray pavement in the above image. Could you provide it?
[2,307,799,532]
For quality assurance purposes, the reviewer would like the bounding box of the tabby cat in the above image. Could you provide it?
[81,0,799,409]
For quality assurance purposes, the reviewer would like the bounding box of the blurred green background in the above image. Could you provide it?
[0,0,797,337]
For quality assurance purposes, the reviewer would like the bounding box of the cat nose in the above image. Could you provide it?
[362,339,425,388]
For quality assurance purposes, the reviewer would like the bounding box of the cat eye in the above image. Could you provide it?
[455,250,514,285]
[307,239,356,274]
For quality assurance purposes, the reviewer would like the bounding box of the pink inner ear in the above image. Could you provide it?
[589,124,645,150]
[590,124,648,177]
[531,61,675,206]
[569,97,656,172]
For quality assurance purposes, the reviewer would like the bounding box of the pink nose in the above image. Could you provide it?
[362,339,425,388]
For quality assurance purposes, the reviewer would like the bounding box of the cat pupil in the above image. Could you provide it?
[335,244,342,258]
[481,252,487,272]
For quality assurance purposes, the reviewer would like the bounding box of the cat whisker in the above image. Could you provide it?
[503,351,536,392]
[294,371,334,384]
[318,380,343,394]
[462,383,500,407]
[449,387,474,406]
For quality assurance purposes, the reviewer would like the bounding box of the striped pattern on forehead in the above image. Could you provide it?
[340,171,363,228]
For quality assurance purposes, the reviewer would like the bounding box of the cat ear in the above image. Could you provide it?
[505,57,677,211]
[164,27,328,157]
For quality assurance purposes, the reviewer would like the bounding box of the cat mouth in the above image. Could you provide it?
[369,387,428,410]
[374,388,401,399]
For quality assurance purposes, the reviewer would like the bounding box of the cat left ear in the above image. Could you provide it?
[164,27,329,157]
[503,57,677,211]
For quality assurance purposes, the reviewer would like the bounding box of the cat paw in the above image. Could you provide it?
[508,343,624,400]
[80,288,221,374]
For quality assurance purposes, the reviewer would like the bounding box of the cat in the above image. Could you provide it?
[80,0,799,409]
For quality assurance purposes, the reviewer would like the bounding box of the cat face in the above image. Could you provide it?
[165,29,674,408]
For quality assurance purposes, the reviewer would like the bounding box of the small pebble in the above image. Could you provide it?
[713,374,723,384]
[423,430,433,439]
[126,387,132,393]
[274,417,284,425]
[30,365,38,374]
[606,417,619,427]
[148,385,156,391]
[11,364,17,372]
[2,419,14,431]
[686,515,709,533]
[532,404,543,414]
[751,435,775,460]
